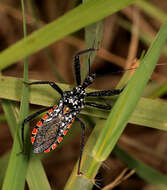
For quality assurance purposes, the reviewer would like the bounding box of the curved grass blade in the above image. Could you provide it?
[0,0,135,70]
[64,21,167,189]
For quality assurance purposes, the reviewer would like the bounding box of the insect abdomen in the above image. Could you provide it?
[31,105,75,153]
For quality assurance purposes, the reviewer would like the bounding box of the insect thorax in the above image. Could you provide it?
[62,85,86,111]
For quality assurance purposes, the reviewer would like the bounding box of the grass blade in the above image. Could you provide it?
[64,21,167,189]
[1,100,51,189]
[27,156,51,190]
[2,1,30,189]
[0,0,135,70]
[93,21,167,161]
[0,76,167,131]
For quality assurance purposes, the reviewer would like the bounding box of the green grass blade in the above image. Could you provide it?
[0,151,10,186]
[1,2,51,188]
[2,1,29,189]
[1,100,51,189]
[114,146,167,190]
[64,21,167,189]
[93,21,167,161]
[82,0,103,80]
[27,156,51,190]
[0,0,135,70]
[1,100,19,136]
[0,114,6,122]
[0,76,167,131]
[1,73,29,189]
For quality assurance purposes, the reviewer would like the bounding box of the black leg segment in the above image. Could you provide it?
[86,88,124,97]
[21,106,53,150]
[85,102,111,110]
[74,48,96,86]
[25,81,63,96]
[75,117,86,175]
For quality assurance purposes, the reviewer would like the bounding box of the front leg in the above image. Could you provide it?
[74,48,96,86]
[25,81,63,96]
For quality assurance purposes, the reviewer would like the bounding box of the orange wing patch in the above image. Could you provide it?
[67,123,72,129]
[32,128,38,135]
[43,114,48,120]
[57,137,63,143]
[31,137,35,144]
[51,144,57,150]
[48,108,53,114]
[63,130,68,136]
[37,120,43,127]
[44,148,50,153]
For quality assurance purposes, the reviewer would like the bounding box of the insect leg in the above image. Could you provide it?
[85,102,111,110]
[25,81,63,96]
[74,48,96,86]
[75,117,86,175]
[21,106,53,151]
[86,88,124,97]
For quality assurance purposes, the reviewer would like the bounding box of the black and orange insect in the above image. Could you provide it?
[22,48,124,174]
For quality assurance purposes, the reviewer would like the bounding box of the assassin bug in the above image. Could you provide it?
[22,48,124,175]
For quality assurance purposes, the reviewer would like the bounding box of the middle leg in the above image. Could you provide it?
[85,102,111,110]
[86,88,124,97]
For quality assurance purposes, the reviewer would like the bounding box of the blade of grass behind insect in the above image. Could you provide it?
[0,114,6,122]
[149,84,167,99]
[1,99,51,190]
[113,146,167,190]
[2,1,30,189]
[82,0,103,80]
[1,76,167,131]
[0,0,136,70]
[0,151,10,187]
[0,100,20,185]
[64,21,167,189]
